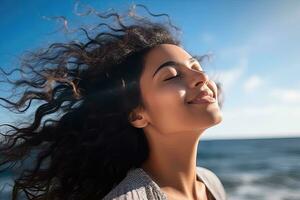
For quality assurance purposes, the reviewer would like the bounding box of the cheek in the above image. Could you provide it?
[144,83,183,111]
[145,84,192,130]
[152,84,186,108]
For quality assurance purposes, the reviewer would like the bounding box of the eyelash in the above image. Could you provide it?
[163,68,206,81]
[164,74,180,81]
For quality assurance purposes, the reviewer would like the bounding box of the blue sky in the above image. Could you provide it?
[0,0,300,140]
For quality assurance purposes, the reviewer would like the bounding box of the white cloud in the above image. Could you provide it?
[203,103,300,140]
[213,58,247,92]
[243,75,263,93]
[203,85,300,140]
[202,5,300,140]
[270,89,300,103]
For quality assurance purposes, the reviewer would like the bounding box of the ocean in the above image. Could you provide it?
[197,137,300,200]
[1,137,300,200]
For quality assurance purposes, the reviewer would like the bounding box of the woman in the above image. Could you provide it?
[0,4,226,200]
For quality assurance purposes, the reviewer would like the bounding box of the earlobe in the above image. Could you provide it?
[128,110,148,128]
[130,116,148,128]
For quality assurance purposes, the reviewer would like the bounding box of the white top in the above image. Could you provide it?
[103,166,227,200]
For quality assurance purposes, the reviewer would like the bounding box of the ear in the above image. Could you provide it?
[128,106,148,128]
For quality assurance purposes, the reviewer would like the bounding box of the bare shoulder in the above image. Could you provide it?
[196,166,227,200]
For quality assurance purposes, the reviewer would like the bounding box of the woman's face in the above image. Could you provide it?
[136,44,222,135]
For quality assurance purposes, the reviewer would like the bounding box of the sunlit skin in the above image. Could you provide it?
[129,44,223,200]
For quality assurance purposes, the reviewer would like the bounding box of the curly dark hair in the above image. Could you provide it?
[0,4,223,200]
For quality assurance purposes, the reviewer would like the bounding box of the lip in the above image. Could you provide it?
[187,90,216,104]
[188,95,216,104]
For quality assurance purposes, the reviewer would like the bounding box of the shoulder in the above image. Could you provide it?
[196,166,227,200]
[102,168,165,200]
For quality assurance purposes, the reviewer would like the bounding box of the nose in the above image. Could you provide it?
[188,70,209,88]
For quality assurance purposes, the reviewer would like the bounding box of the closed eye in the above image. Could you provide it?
[192,64,203,71]
[163,70,207,81]
[162,65,205,81]
[163,74,180,81]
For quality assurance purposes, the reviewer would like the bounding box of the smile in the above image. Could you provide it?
[187,95,216,104]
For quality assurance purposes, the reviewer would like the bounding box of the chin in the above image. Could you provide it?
[207,111,223,127]
[215,111,223,124]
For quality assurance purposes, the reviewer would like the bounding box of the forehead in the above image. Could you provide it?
[143,44,191,71]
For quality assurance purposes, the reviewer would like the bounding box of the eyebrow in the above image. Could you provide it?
[152,57,198,78]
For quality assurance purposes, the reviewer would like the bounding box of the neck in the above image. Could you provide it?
[141,129,204,199]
